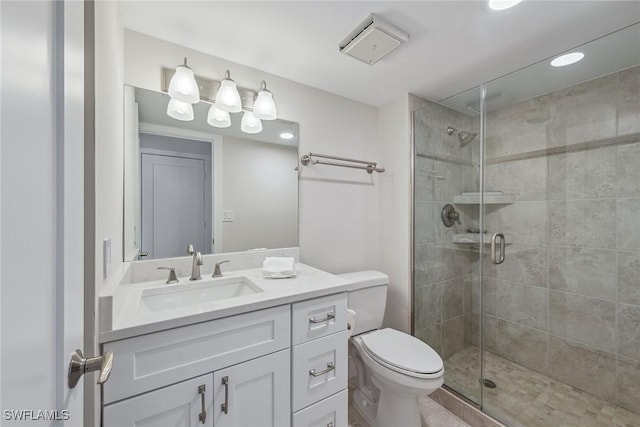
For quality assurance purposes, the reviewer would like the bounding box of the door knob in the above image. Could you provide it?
[68,349,113,388]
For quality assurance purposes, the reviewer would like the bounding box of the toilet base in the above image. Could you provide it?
[374,387,422,427]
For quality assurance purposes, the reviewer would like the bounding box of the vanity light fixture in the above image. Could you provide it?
[215,70,243,113]
[550,52,585,67]
[253,81,278,120]
[488,0,523,11]
[207,104,231,128]
[166,98,194,121]
[167,58,200,104]
[240,111,263,134]
[280,132,295,140]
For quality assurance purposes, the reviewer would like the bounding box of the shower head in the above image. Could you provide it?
[446,126,477,148]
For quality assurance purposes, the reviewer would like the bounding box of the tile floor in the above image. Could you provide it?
[444,346,640,427]
[347,387,471,427]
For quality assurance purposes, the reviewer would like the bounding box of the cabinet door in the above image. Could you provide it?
[104,374,213,427]
[213,349,290,427]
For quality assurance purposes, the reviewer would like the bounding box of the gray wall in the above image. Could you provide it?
[412,98,480,360]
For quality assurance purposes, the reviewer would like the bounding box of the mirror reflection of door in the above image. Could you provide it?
[140,134,212,259]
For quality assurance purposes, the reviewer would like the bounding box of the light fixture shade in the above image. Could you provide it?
[168,59,200,104]
[241,111,263,134]
[215,71,242,113]
[253,81,277,120]
[207,104,231,128]
[167,98,194,121]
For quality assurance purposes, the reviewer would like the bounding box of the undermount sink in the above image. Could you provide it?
[139,276,263,312]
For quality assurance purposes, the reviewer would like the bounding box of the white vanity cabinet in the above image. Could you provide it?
[101,293,349,427]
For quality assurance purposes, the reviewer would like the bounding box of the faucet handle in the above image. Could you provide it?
[157,266,179,284]
[213,260,230,278]
[187,244,194,255]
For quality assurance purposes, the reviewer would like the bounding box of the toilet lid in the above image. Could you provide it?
[361,328,443,375]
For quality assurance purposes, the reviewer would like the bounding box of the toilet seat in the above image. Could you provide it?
[360,328,443,378]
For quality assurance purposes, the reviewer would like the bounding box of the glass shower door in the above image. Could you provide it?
[479,23,640,427]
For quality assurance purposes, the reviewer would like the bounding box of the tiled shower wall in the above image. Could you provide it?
[481,65,640,414]
[413,97,480,360]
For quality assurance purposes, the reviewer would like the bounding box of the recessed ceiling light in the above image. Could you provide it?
[280,132,295,140]
[488,0,523,11]
[550,52,585,67]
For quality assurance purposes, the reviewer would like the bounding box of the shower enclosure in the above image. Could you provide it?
[413,23,640,427]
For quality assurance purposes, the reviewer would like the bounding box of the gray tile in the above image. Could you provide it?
[618,251,640,306]
[485,201,548,245]
[442,316,465,359]
[548,77,618,147]
[486,157,547,201]
[415,283,442,329]
[415,323,442,355]
[415,158,442,202]
[414,105,442,157]
[617,142,640,197]
[443,278,465,321]
[484,244,548,288]
[497,281,548,331]
[471,314,497,352]
[497,320,547,374]
[549,290,616,352]
[415,202,443,244]
[548,335,616,401]
[548,199,617,249]
[415,243,475,285]
[616,355,640,415]
[617,303,640,360]
[472,276,497,315]
[548,245,617,301]
[617,66,640,136]
[617,198,640,251]
[547,146,617,200]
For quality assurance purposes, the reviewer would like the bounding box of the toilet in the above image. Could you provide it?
[339,271,444,427]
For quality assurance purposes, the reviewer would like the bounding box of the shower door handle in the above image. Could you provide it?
[490,233,505,265]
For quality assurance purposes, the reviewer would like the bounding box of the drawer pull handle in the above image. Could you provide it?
[327,423,334,427]
[309,362,335,377]
[198,384,207,424]
[309,312,335,324]
[221,376,229,414]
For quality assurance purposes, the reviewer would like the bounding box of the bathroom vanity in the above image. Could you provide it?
[99,251,355,427]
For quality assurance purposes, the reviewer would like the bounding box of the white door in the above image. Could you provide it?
[213,350,291,427]
[103,374,214,427]
[1,1,86,425]
[141,154,207,258]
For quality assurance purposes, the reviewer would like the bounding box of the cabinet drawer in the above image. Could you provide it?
[292,331,348,412]
[103,305,290,404]
[292,390,347,427]
[292,293,347,345]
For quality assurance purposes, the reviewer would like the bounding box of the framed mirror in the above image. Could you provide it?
[123,85,299,261]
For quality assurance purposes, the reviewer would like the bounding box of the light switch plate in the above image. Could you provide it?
[223,210,234,222]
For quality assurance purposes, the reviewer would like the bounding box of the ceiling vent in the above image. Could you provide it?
[339,13,409,65]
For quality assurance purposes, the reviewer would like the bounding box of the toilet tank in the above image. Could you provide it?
[338,271,389,335]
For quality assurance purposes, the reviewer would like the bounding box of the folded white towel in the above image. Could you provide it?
[262,257,296,279]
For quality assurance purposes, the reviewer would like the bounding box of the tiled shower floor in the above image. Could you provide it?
[444,346,639,427]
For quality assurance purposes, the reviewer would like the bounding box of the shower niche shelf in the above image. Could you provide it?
[452,192,515,205]
[452,233,511,245]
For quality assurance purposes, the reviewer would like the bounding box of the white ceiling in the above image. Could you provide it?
[120,1,640,107]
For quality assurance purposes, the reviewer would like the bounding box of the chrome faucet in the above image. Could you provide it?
[190,251,203,281]
[213,260,230,278]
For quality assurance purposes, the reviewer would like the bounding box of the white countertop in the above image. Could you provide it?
[100,263,358,343]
